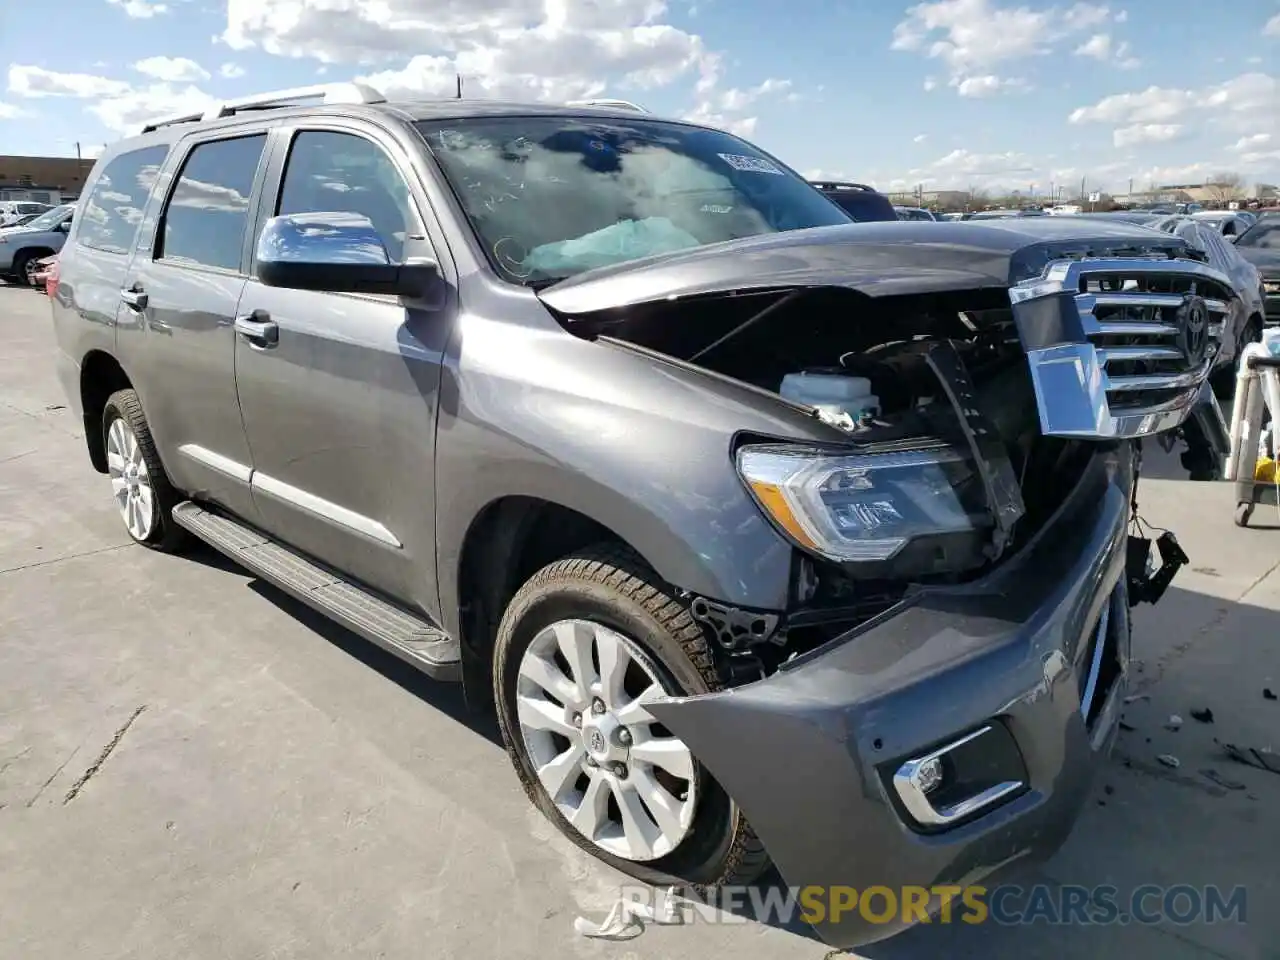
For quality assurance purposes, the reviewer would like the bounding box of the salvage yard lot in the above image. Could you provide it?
[1,283,1277,959]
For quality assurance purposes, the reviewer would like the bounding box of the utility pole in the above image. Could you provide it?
[455,74,463,98]
[74,142,81,160]
[1128,177,1133,202]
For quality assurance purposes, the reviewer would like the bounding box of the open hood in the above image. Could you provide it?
[536,218,1192,320]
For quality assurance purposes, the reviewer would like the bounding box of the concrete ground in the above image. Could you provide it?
[1,284,1277,960]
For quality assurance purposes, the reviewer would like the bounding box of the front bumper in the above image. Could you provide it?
[649,446,1133,950]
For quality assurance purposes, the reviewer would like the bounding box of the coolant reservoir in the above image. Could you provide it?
[780,370,880,420]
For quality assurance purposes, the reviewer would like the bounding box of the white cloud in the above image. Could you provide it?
[715,77,791,111]
[90,84,218,134]
[1074,33,1111,59]
[1070,72,1278,145]
[82,144,107,159]
[219,62,246,79]
[1264,12,1280,36]
[891,0,1123,94]
[681,104,757,136]
[952,74,1025,97]
[1073,31,1136,65]
[913,133,928,142]
[1112,122,1182,148]
[1113,8,1127,21]
[1233,132,1272,151]
[0,101,23,119]
[108,0,168,17]
[923,76,938,91]
[134,56,210,83]
[7,65,132,98]
[224,0,720,114]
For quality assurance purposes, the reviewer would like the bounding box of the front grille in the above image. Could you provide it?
[1009,257,1236,441]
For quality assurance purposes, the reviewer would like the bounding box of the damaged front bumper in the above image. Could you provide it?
[648,445,1135,950]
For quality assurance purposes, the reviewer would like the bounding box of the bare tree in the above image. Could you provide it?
[1204,172,1245,206]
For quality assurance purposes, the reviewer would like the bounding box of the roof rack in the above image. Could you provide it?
[565,98,650,113]
[138,82,388,134]
[810,180,879,192]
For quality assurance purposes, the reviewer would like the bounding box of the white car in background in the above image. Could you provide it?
[0,201,52,227]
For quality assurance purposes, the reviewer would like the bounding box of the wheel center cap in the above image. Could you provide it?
[582,713,624,761]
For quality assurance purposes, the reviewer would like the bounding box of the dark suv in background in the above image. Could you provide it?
[809,180,898,221]
[49,83,1230,950]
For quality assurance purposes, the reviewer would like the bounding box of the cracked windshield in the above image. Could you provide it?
[416,117,850,283]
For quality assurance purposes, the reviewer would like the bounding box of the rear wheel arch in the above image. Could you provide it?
[80,351,134,473]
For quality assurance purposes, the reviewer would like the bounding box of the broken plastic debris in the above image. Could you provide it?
[1189,708,1214,724]
[1165,714,1183,731]
[574,886,684,940]
[1156,754,1180,769]
[1222,742,1280,776]
[1199,768,1246,791]
[1123,693,1150,704]
[1264,688,1277,701]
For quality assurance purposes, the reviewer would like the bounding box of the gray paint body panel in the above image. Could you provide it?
[49,99,1192,951]
[647,447,1133,949]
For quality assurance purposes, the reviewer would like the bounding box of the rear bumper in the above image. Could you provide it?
[649,446,1133,949]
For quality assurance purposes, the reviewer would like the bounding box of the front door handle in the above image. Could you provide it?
[234,311,278,347]
[120,287,148,310]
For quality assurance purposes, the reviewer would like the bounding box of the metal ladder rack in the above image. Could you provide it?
[138,82,388,134]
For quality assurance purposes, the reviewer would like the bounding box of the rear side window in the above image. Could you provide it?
[158,134,267,272]
[77,145,169,255]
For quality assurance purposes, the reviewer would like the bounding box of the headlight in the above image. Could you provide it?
[736,443,992,572]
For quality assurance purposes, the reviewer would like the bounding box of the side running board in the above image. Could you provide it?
[172,501,461,681]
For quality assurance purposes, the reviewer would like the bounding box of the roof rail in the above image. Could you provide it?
[138,82,388,134]
[565,98,650,113]
[811,180,879,192]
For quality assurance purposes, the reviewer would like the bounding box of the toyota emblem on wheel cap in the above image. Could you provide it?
[1176,295,1209,366]
[588,729,607,754]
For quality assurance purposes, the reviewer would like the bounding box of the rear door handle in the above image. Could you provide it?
[120,287,148,310]
[234,311,278,348]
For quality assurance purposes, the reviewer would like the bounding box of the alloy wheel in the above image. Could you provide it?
[106,416,155,541]
[515,619,698,861]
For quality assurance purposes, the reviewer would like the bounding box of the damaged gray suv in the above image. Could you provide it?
[51,84,1233,949]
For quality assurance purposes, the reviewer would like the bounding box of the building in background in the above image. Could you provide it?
[0,155,96,204]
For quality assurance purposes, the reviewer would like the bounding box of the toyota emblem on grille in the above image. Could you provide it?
[1176,295,1209,366]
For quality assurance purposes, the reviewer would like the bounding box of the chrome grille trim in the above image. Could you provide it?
[1009,256,1237,440]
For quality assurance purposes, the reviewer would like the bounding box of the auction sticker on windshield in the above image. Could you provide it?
[717,153,785,175]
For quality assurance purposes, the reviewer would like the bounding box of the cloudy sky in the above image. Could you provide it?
[1,0,1277,195]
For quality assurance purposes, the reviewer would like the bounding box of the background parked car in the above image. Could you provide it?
[966,208,1047,220]
[0,200,52,226]
[893,205,939,221]
[30,253,58,295]
[809,180,898,221]
[0,203,74,287]
[1145,214,1268,390]
[1229,218,1280,327]
[1189,210,1253,237]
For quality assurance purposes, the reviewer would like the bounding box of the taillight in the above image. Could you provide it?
[45,258,59,298]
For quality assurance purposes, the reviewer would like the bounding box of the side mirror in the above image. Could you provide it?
[56,220,71,233]
[255,212,438,298]
[1225,233,1238,243]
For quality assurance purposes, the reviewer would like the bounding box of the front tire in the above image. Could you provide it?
[102,389,189,552]
[12,251,40,289]
[493,544,769,887]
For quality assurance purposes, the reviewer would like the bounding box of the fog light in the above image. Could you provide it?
[914,756,945,795]
[890,723,1027,829]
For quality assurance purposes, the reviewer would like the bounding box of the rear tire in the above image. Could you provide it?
[493,543,769,888]
[102,389,189,552]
